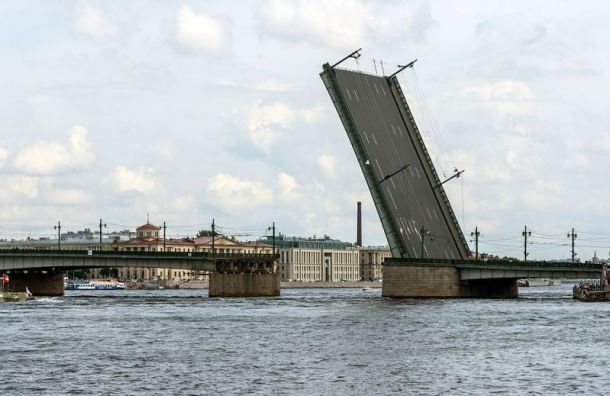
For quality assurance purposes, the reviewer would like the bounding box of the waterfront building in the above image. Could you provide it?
[359,246,391,281]
[113,222,273,281]
[259,235,360,282]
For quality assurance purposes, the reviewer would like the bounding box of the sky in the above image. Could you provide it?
[1,0,610,261]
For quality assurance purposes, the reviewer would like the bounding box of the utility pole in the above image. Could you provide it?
[53,221,61,250]
[98,218,107,250]
[420,226,430,259]
[162,221,167,252]
[471,226,480,260]
[567,228,577,263]
[211,218,215,255]
[268,222,276,257]
[522,226,531,262]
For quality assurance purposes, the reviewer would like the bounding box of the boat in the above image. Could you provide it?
[65,280,96,290]
[0,290,33,302]
[0,273,33,302]
[362,285,372,292]
[518,279,562,287]
[573,264,610,302]
[94,279,126,290]
[573,283,607,302]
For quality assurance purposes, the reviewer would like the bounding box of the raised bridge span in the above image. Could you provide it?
[321,52,599,298]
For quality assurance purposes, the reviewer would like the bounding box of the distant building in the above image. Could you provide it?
[0,220,272,282]
[260,234,360,282]
[359,246,391,281]
[112,222,273,281]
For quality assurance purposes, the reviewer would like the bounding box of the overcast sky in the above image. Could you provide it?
[1,1,610,261]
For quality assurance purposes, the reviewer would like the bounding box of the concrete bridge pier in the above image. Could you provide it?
[209,259,280,297]
[382,263,518,298]
[7,272,65,296]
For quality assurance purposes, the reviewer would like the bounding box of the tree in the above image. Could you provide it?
[100,268,119,278]
[197,229,219,237]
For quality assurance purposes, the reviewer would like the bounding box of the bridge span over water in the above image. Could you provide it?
[0,249,276,274]
[0,250,278,297]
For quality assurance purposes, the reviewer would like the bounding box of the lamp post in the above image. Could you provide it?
[54,221,61,250]
[99,219,107,250]
[267,222,276,257]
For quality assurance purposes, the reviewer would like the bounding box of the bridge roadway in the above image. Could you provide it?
[385,257,603,280]
[0,249,277,274]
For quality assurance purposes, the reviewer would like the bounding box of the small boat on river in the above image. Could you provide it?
[573,264,610,302]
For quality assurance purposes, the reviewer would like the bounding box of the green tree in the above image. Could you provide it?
[99,268,119,278]
[197,229,219,237]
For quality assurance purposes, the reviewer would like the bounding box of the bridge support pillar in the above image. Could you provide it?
[209,272,280,297]
[7,272,64,297]
[382,264,518,298]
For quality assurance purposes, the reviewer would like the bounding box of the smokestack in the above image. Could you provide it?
[357,201,362,247]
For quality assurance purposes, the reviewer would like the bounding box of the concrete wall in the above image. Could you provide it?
[382,264,518,298]
[7,272,64,296]
[383,265,462,297]
[209,273,280,297]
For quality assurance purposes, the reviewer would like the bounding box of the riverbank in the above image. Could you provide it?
[126,280,382,290]
[281,281,382,288]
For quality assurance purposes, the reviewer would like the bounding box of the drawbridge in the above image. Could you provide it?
[320,51,469,260]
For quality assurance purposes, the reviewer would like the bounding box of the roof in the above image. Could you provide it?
[137,223,160,231]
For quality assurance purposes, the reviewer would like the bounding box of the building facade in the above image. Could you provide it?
[261,235,360,282]
[0,221,272,282]
[112,222,273,281]
[359,246,391,281]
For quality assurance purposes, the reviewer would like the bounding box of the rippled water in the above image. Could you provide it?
[1,284,608,395]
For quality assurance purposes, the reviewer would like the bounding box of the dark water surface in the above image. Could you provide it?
[1,284,609,395]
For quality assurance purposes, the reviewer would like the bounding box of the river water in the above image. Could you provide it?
[1,284,609,395]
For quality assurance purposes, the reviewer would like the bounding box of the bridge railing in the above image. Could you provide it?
[0,248,278,261]
[384,257,604,270]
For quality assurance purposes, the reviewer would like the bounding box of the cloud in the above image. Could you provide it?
[8,176,38,199]
[259,0,371,48]
[172,194,195,212]
[75,3,118,39]
[246,102,324,152]
[277,172,301,203]
[112,166,159,194]
[176,4,225,53]
[13,126,95,175]
[318,155,336,178]
[207,173,273,213]
[258,0,432,48]
[461,81,535,102]
[0,147,9,169]
[48,189,89,205]
[252,80,292,93]
[521,180,562,210]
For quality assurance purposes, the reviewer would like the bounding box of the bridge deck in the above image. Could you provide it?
[385,258,602,280]
[0,250,277,273]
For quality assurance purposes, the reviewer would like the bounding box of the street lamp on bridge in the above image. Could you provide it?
[53,221,61,250]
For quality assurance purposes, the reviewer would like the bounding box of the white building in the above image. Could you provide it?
[260,235,360,282]
[360,246,391,281]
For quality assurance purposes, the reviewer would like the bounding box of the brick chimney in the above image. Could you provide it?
[356,201,362,247]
